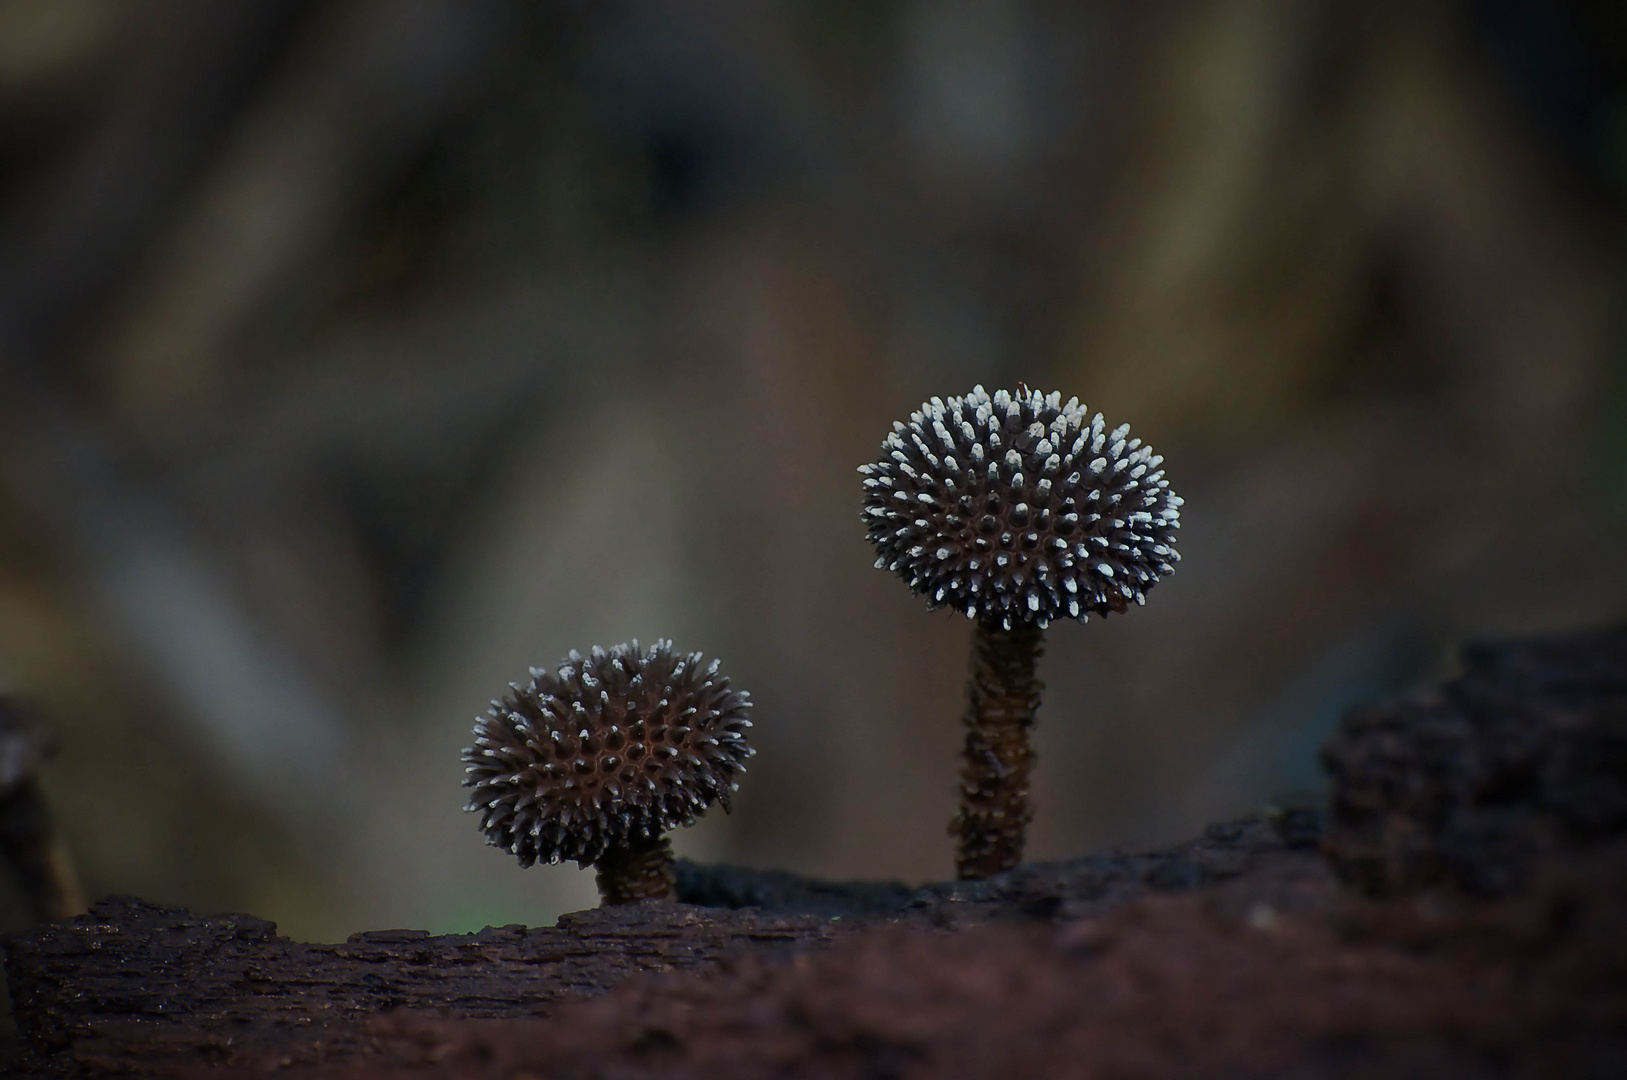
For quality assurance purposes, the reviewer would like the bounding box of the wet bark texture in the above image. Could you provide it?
[952,620,1044,879]
[594,836,676,904]
[2,625,1624,1078]
[2,899,843,1076]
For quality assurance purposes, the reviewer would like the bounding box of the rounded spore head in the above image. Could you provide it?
[860,386,1182,630]
[462,639,753,867]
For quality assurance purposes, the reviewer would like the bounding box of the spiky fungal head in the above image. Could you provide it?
[860,385,1182,630]
[462,639,752,867]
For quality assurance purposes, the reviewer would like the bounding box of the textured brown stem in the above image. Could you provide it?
[594,835,676,904]
[952,620,1045,879]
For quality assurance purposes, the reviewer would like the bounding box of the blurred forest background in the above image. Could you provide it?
[0,0,1623,943]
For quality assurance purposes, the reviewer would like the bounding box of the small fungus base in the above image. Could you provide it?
[595,836,676,904]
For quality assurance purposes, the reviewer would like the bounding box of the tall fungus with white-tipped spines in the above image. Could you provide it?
[860,385,1181,629]
[861,386,1182,880]
[462,639,752,901]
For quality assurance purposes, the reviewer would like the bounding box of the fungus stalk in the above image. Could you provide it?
[955,619,1044,879]
[861,385,1180,879]
[462,639,752,906]
[593,835,676,904]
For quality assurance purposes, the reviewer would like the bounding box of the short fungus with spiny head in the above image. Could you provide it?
[860,385,1181,879]
[462,639,752,904]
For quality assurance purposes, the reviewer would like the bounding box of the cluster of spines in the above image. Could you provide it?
[859,385,1181,629]
[462,639,752,867]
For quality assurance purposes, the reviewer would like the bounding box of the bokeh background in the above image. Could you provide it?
[0,0,1623,942]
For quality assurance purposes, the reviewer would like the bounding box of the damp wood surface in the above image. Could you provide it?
[0,819,1314,1077]
[2,626,1625,1078]
[0,897,842,1076]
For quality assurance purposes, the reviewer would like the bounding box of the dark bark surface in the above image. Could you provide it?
[3,625,1624,1078]
[2,820,1316,1077]
[1322,623,1627,894]
[2,898,841,1075]
[314,840,1627,1080]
